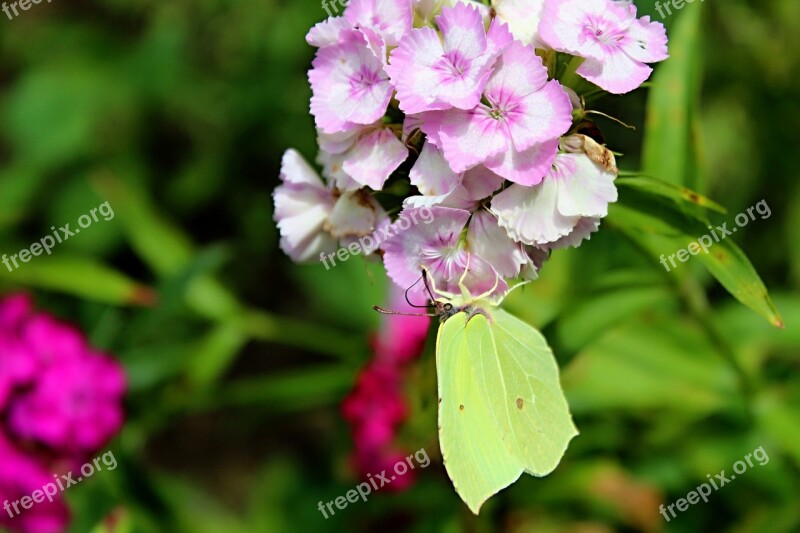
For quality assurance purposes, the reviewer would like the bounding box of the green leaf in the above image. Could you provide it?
[90,172,194,278]
[562,318,738,414]
[211,365,357,411]
[0,255,155,306]
[642,5,704,189]
[608,188,783,328]
[616,175,726,214]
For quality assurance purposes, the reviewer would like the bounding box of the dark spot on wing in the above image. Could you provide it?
[459,404,464,411]
[516,398,524,409]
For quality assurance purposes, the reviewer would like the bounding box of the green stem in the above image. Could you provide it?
[558,55,586,92]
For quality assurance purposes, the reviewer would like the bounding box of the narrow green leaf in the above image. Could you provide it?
[607,189,783,328]
[616,175,726,214]
[211,365,357,410]
[186,322,250,387]
[642,5,704,189]
[90,171,194,277]
[0,255,155,306]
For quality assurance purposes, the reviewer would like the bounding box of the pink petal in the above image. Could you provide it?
[306,16,352,47]
[345,0,412,46]
[467,210,527,278]
[409,141,463,196]
[439,106,509,173]
[326,190,387,238]
[309,30,393,133]
[387,4,496,114]
[484,138,559,185]
[621,16,669,63]
[505,80,573,152]
[274,150,338,262]
[576,51,654,94]
[491,180,579,245]
[382,207,472,301]
[541,217,601,251]
[342,128,409,190]
[553,154,617,218]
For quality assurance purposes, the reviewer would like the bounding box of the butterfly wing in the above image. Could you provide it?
[436,311,524,515]
[464,308,578,476]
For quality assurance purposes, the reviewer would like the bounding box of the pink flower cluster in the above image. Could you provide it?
[274,0,667,301]
[341,286,429,490]
[0,294,126,533]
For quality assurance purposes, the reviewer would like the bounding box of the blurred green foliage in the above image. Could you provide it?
[0,0,798,531]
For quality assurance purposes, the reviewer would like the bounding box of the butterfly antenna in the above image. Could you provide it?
[404,275,435,309]
[421,269,439,304]
[373,306,437,318]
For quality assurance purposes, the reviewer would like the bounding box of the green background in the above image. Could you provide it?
[0,0,798,531]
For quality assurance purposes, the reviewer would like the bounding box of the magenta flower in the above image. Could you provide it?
[342,285,428,489]
[0,435,70,533]
[539,0,668,94]
[492,152,617,246]
[387,3,508,114]
[0,300,127,456]
[437,41,573,184]
[309,29,394,134]
[8,348,126,455]
[0,293,127,533]
[373,284,430,365]
[0,295,36,411]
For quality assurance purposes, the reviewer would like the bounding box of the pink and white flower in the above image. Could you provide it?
[274,150,338,263]
[405,144,504,209]
[309,29,394,134]
[491,152,617,246]
[387,3,505,114]
[437,41,573,184]
[345,0,413,47]
[539,0,668,94]
[318,123,409,190]
[382,207,507,302]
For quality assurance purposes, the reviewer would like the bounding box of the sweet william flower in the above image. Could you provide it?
[274,150,338,262]
[382,207,508,303]
[342,285,428,490]
[539,0,668,94]
[309,28,394,134]
[9,347,126,455]
[405,143,504,209]
[492,151,618,246]
[0,434,70,533]
[344,0,412,47]
[318,123,408,191]
[386,3,506,114]
[437,40,573,184]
